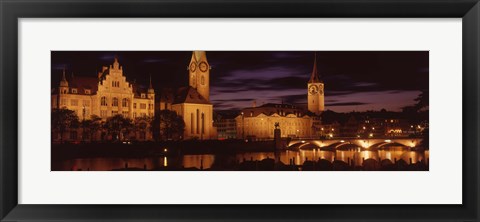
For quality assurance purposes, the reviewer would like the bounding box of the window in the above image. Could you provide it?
[196,109,199,134]
[133,112,136,118]
[82,100,90,107]
[112,81,120,87]
[148,104,153,109]
[100,110,107,117]
[133,103,137,109]
[122,98,128,107]
[84,89,91,94]
[141,93,146,98]
[112,111,118,116]
[71,99,78,106]
[112,97,118,107]
[140,103,146,109]
[101,97,107,106]
[122,111,129,117]
[71,88,78,94]
[201,113,205,134]
[191,113,194,134]
[61,99,67,106]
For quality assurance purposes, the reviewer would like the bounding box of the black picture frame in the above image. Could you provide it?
[1,0,479,221]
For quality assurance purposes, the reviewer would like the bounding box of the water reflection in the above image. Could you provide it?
[53,146,428,171]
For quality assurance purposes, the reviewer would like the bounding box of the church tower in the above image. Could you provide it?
[307,53,324,115]
[188,51,210,101]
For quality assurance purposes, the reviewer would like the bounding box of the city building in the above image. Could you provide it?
[156,51,216,140]
[307,53,325,115]
[214,111,238,140]
[235,103,315,140]
[51,57,155,141]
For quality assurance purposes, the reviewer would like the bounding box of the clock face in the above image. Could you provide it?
[309,85,319,95]
[199,62,208,72]
[201,75,205,85]
[189,62,197,72]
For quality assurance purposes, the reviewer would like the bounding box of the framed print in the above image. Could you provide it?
[1,0,479,221]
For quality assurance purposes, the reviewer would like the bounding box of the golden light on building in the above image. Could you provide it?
[51,57,155,142]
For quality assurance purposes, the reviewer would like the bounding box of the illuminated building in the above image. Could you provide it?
[157,51,216,140]
[235,103,315,139]
[51,57,155,141]
[307,53,325,114]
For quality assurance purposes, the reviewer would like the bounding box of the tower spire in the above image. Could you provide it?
[309,52,321,83]
[148,74,155,94]
[149,74,153,89]
[62,66,67,81]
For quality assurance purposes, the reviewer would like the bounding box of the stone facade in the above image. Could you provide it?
[235,104,316,140]
[51,57,155,142]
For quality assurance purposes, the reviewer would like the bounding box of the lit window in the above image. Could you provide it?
[112,97,118,107]
[133,103,137,109]
[71,88,78,94]
[140,103,146,109]
[101,97,107,106]
[141,93,146,98]
[84,89,91,94]
[122,98,128,107]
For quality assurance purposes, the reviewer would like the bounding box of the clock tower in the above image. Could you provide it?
[188,51,210,101]
[307,53,324,115]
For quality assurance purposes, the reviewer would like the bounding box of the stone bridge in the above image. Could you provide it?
[287,137,423,150]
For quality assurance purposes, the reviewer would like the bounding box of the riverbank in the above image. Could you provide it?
[52,140,276,162]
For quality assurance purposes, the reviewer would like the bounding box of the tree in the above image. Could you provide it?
[51,108,79,143]
[103,115,133,141]
[81,115,102,142]
[134,116,153,141]
[158,110,185,140]
[414,90,429,111]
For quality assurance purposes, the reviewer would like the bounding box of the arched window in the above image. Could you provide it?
[191,113,194,134]
[122,98,128,107]
[196,109,199,134]
[201,112,205,134]
[101,97,107,106]
[112,97,118,107]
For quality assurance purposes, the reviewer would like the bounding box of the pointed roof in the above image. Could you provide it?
[68,76,99,94]
[309,52,321,83]
[173,86,210,105]
[62,67,67,81]
[60,67,69,87]
[193,51,207,62]
[149,74,153,89]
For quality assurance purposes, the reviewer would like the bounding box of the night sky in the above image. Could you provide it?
[51,51,428,112]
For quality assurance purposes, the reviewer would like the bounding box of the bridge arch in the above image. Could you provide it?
[288,138,422,149]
